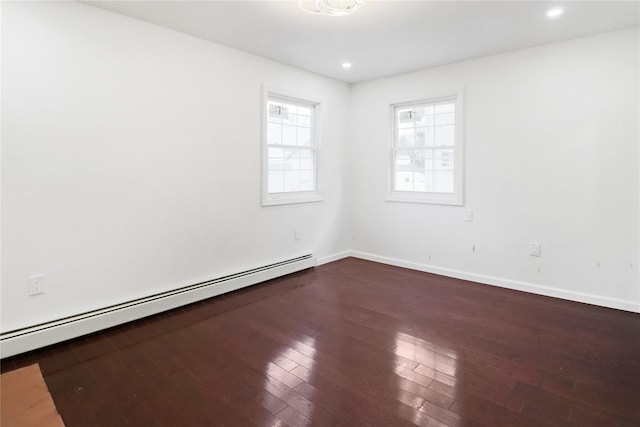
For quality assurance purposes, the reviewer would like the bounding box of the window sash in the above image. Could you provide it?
[389,93,463,206]
[263,90,321,206]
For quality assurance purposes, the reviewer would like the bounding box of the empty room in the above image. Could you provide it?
[1,1,639,426]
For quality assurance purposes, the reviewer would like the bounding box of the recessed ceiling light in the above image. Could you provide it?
[342,62,352,69]
[546,7,564,19]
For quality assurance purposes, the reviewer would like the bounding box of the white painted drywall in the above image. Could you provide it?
[1,1,351,332]
[349,27,639,312]
[2,1,638,339]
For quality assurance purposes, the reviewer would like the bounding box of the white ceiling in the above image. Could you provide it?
[87,1,639,84]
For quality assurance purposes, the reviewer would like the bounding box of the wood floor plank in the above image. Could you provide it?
[2,257,639,426]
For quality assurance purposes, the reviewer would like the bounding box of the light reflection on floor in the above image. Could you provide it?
[394,331,458,426]
[263,335,317,424]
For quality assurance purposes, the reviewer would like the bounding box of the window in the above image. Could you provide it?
[262,90,321,206]
[388,92,464,205]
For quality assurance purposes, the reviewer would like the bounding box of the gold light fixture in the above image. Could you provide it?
[299,0,366,16]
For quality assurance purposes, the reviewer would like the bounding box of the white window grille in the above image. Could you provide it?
[263,90,322,206]
[388,92,464,205]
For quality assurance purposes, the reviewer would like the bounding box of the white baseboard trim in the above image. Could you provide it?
[317,251,352,266]
[350,251,640,314]
[0,255,317,359]
[3,250,636,359]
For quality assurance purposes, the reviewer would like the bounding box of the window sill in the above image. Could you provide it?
[386,192,463,206]
[262,193,323,207]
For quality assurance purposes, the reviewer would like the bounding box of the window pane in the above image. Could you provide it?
[413,150,426,170]
[268,147,284,159]
[435,149,454,170]
[411,107,425,126]
[267,102,283,123]
[390,96,461,203]
[282,104,297,126]
[299,171,314,191]
[300,154,314,170]
[398,109,414,129]
[281,106,292,123]
[395,149,414,171]
[423,114,434,126]
[297,127,311,146]
[268,158,284,170]
[264,93,318,201]
[284,170,300,192]
[395,148,453,193]
[434,171,454,193]
[268,147,285,172]
[410,108,423,124]
[424,150,434,170]
[413,171,427,191]
[282,125,297,145]
[398,129,415,147]
[435,103,455,113]
[424,171,434,192]
[425,127,435,146]
[298,106,311,116]
[435,125,455,146]
[395,171,414,191]
[284,149,300,170]
[268,171,284,193]
[435,112,455,126]
[267,123,282,145]
[298,114,311,128]
[416,127,434,147]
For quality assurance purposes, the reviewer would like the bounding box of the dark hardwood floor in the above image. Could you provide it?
[2,257,640,426]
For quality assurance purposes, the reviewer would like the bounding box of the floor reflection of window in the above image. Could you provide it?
[394,332,458,425]
[262,336,317,424]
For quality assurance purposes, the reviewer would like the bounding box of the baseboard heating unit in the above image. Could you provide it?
[1,254,316,359]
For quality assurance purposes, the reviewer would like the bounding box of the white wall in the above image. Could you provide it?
[2,2,638,339]
[349,27,640,312]
[1,1,351,332]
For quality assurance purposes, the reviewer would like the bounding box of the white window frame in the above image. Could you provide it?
[262,88,322,206]
[387,90,464,206]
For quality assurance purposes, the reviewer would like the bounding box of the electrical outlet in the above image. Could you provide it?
[294,229,300,241]
[464,210,474,222]
[28,274,44,296]
[529,242,541,257]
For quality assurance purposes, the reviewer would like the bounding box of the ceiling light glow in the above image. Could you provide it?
[342,62,352,69]
[546,7,564,19]
[300,0,366,17]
